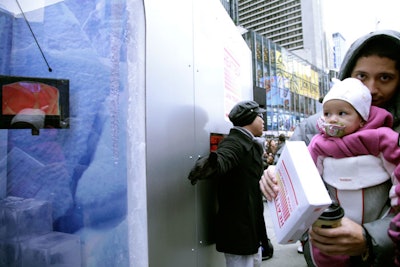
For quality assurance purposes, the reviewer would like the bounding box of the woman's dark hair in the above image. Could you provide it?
[357,36,400,71]
[355,35,400,127]
[340,35,400,79]
[338,31,400,128]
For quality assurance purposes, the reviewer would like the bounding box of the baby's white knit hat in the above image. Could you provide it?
[323,78,371,121]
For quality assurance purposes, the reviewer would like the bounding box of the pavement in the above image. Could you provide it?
[262,201,308,267]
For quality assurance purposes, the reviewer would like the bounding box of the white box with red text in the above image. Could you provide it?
[267,141,332,244]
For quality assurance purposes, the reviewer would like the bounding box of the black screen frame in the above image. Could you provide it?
[0,75,69,130]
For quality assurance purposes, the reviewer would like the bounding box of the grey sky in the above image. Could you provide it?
[322,0,400,51]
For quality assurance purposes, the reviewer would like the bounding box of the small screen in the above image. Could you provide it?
[0,75,69,129]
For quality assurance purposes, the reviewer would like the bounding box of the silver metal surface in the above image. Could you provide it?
[144,0,252,266]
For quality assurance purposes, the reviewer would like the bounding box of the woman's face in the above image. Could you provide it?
[351,55,400,107]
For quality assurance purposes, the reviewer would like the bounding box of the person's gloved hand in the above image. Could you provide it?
[187,153,217,185]
[188,156,208,185]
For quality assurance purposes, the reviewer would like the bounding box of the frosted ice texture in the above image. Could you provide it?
[21,232,81,267]
[0,239,21,267]
[0,131,6,199]
[0,196,52,240]
[0,196,81,267]
[1,0,132,265]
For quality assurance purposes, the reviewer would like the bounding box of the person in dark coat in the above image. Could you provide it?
[188,100,268,267]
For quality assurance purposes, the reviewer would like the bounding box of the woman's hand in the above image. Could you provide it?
[259,165,280,201]
[309,217,368,256]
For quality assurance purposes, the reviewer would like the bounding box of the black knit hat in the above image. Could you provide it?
[228,100,266,126]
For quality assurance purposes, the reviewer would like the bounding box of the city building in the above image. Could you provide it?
[219,0,239,24]
[219,0,340,133]
[243,31,330,133]
[237,0,326,70]
[332,32,347,70]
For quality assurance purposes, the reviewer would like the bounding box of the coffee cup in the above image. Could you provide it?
[313,202,344,228]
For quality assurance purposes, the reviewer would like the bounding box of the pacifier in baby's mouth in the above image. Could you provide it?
[317,116,346,137]
[323,123,346,137]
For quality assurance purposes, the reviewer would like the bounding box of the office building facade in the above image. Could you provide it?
[237,0,326,70]
[243,31,330,133]
[221,0,335,133]
[219,0,239,24]
[332,32,347,70]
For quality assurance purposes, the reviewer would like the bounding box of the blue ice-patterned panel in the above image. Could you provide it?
[0,9,12,74]
[0,1,130,266]
[21,232,81,267]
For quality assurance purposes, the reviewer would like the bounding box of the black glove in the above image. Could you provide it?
[187,153,218,185]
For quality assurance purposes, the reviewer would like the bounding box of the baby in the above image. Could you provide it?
[308,77,400,266]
